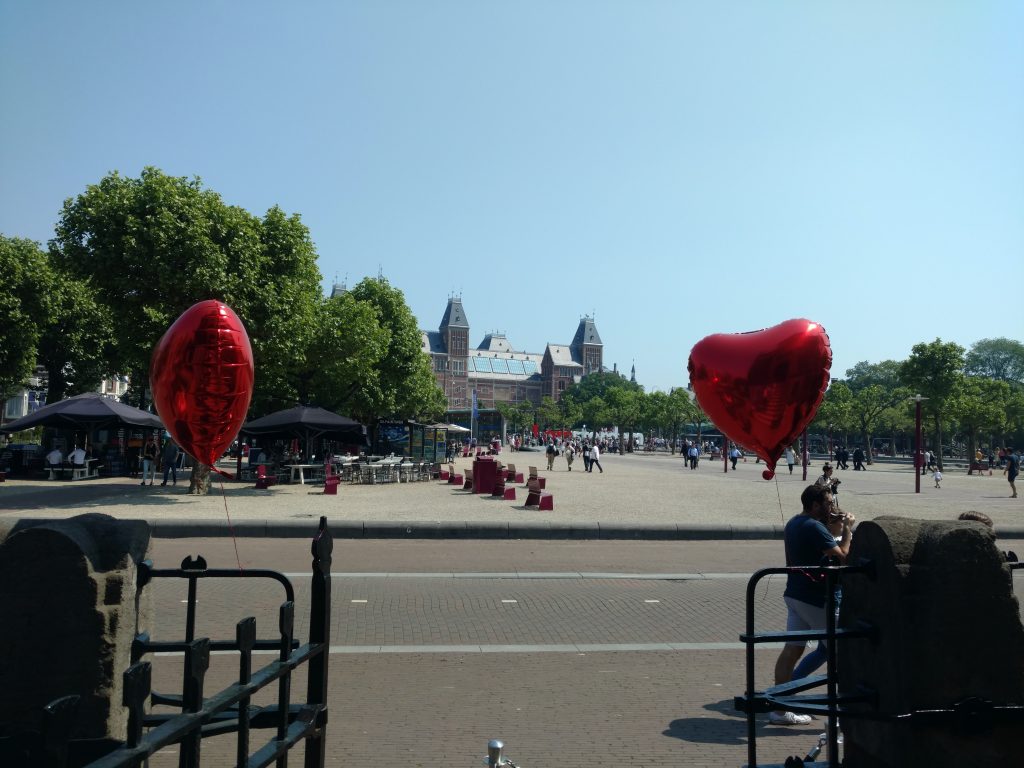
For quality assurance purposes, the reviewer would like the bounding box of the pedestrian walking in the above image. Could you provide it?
[160,436,179,486]
[141,437,158,486]
[784,446,796,474]
[1004,447,1019,499]
[589,442,603,473]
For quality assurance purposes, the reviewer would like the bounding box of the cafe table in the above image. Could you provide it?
[284,464,323,485]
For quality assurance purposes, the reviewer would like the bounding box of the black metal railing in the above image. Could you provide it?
[14,516,333,768]
[737,558,1024,767]
[734,560,875,768]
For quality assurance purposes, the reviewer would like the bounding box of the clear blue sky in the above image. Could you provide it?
[2,1,1022,392]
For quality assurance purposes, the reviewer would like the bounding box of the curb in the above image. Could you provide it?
[141,519,787,540]
[142,520,1024,541]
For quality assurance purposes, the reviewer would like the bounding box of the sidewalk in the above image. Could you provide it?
[2,452,1020,539]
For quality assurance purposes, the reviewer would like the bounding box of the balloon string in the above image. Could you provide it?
[216,472,243,572]
[762,476,786,602]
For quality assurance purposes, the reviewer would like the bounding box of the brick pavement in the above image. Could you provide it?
[148,650,824,768]
[138,539,1024,767]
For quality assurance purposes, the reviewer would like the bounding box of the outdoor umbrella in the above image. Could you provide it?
[439,423,471,434]
[241,405,368,450]
[0,391,164,434]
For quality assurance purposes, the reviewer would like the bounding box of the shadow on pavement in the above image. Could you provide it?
[663,697,747,746]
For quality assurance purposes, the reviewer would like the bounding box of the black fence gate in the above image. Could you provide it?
[6,516,333,768]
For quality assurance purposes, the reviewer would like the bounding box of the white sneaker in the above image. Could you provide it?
[769,711,813,725]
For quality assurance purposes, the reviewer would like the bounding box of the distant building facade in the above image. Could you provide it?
[420,298,604,435]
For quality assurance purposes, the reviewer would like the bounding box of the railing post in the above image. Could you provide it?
[304,517,333,768]
[276,602,295,768]
[179,638,210,768]
[180,556,208,643]
[236,617,256,768]
[41,695,80,768]
[122,662,151,760]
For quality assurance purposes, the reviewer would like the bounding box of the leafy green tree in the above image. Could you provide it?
[36,271,115,401]
[900,339,966,470]
[845,360,902,392]
[965,338,1024,387]
[345,277,446,428]
[49,168,323,411]
[563,370,641,403]
[558,396,583,432]
[0,236,52,402]
[955,377,1010,473]
[847,384,910,464]
[604,387,643,452]
[299,294,388,413]
[496,400,538,436]
[534,396,561,433]
[814,381,854,448]
[582,395,608,439]
[665,388,697,453]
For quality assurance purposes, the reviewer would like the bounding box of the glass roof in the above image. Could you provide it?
[507,359,525,374]
[491,358,510,374]
[473,357,493,373]
[523,361,539,374]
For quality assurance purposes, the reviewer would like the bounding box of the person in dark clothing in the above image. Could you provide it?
[1005,447,1019,499]
[852,447,865,471]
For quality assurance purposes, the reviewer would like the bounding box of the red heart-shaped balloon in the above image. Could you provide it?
[687,319,831,475]
[149,300,254,466]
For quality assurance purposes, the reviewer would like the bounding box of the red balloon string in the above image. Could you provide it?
[215,472,243,572]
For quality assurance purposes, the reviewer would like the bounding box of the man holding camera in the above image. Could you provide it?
[770,483,855,725]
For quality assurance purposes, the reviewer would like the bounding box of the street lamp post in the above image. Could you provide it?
[913,394,925,494]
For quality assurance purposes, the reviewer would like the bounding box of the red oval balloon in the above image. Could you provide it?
[149,300,254,466]
[687,319,831,476]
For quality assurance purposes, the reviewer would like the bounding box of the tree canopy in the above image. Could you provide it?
[49,168,323,410]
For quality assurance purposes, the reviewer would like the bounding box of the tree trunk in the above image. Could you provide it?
[934,415,943,471]
[862,428,872,465]
[967,428,977,476]
[189,464,212,495]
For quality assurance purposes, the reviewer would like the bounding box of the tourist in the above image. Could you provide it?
[771,484,854,725]
[141,438,158,486]
[589,442,603,473]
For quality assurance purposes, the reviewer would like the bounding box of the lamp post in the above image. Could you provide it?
[913,394,926,494]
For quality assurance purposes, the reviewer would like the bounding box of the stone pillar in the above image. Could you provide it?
[0,514,152,741]
[838,516,1024,767]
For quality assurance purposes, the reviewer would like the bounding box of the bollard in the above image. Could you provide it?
[485,738,518,768]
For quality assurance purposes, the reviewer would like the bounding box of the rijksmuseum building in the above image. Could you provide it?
[420,297,609,435]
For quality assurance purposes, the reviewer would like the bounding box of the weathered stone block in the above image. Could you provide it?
[0,514,152,741]
[839,516,1024,767]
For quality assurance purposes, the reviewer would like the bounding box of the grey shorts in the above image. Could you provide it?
[784,596,826,648]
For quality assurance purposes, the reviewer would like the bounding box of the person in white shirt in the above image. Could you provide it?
[589,443,603,473]
[46,447,63,467]
[68,446,87,466]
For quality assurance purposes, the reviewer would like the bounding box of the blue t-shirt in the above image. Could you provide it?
[784,514,839,607]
